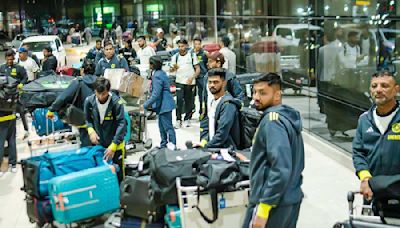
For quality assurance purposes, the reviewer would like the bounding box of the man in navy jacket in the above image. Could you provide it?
[243,73,304,228]
[144,56,176,148]
[353,70,400,201]
[198,68,241,149]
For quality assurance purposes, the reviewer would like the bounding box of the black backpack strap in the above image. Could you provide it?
[71,79,82,105]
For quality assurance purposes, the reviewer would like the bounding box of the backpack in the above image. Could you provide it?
[174,51,196,70]
[221,101,263,150]
[0,74,19,112]
[237,107,264,150]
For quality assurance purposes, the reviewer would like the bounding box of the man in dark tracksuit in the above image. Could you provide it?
[0,50,29,139]
[41,46,58,72]
[199,52,243,141]
[198,68,241,149]
[193,38,208,116]
[144,56,176,148]
[95,41,129,76]
[243,73,304,228]
[87,39,103,61]
[48,59,97,147]
[0,50,27,175]
[353,71,400,201]
[84,77,126,182]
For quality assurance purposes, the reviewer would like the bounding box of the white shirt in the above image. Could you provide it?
[209,96,222,140]
[18,57,39,81]
[219,47,236,74]
[373,106,399,135]
[171,51,199,85]
[338,43,360,69]
[96,93,112,124]
[361,38,370,56]
[137,45,156,66]
[171,35,181,48]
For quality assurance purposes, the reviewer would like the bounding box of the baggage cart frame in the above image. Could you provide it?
[176,177,250,228]
[28,118,80,157]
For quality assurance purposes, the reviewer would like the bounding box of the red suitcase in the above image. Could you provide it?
[202,43,220,53]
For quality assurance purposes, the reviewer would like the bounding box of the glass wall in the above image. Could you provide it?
[132,0,399,154]
[4,0,399,153]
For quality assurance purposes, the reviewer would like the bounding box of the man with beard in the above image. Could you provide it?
[243,73,304,228]
[353,71,400,201]
[136,35,156,68]
[95,41,129,76]
[84,77,126,183]
[196,68,240,149]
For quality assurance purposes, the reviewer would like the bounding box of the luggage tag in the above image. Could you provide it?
[219,194,226,209]
[220,149,235,162]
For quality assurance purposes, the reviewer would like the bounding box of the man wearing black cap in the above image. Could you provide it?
[42,46,58,72]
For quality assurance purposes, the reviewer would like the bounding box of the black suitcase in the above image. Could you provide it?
[25,194,54,226]
[120,175,165,222]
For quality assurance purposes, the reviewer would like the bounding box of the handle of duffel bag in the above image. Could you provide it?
[194,187,219,224]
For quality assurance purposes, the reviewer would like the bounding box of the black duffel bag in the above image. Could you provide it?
[370,175,400,224]
[194,159,243,224]
[149,148,211,206]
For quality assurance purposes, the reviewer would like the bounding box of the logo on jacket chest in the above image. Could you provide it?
[104,111,114,121]
[388,123,400,140]
[11,68,17,76]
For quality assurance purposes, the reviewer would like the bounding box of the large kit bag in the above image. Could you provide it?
[48,165,120,224]
[149,148,211,205]
[20,146,105,198]
[369,175,400,224]
[31,108,71,136]
[20,74,74,111]
[0,74,19,112]
[120,175,165,222]
[25,194,54,226]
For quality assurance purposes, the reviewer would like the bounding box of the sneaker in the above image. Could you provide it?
[8,165,17,173]
[184,120,191,127]
[174,121,182,129]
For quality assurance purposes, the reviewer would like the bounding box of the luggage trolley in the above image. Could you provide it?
[334,191,400,228]
[176,177,250,228]
[28,118,80,156]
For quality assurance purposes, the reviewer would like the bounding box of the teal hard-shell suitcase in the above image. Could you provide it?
[48,165,120,224]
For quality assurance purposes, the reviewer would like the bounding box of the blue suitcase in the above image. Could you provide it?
[32,108,71,136]
[21,146,105,198]
[48,165,120,224]
[124,111,131,143]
